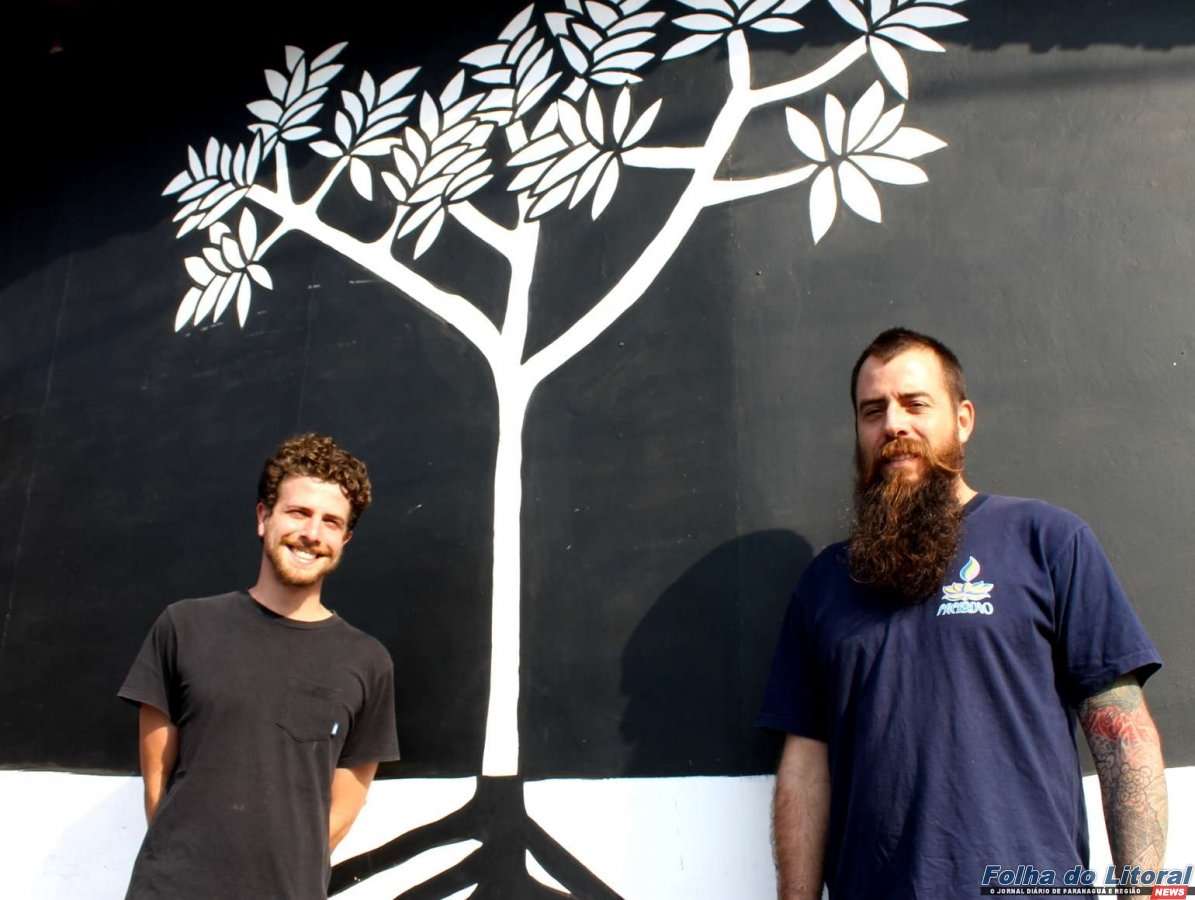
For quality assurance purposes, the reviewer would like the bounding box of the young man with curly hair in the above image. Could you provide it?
[119,434,400,900]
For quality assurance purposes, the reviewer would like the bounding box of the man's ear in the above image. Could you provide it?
[957,398,976,445]
[256,501,269,538]
[342,530,353,547]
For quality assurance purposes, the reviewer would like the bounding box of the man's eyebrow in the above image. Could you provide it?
[899,391,934,402]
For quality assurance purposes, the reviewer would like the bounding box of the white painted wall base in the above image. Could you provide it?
[1,768,1190,899]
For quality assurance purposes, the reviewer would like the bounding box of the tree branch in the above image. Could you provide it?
[304,157,351,213]
[704,165,817,206]
[498,205,538,355]
[622,146,704,170]
[727,28,751,90]
[246,183,501,364]
[448,202,518,256]
[273,144,294,203]
[256,222,291,257]
[750,36,869,108]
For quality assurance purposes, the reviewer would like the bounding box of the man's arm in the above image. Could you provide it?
[138,703,178,824]
[1078,675,1167,869]
[329,761,379,852]
[773,734,830,900]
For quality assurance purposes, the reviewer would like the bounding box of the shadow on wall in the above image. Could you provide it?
[620,529,814,777]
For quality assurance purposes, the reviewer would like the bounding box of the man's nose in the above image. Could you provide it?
[883,407,910,437]
[299,518,322,541]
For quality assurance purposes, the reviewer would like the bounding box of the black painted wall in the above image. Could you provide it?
[1,0,1193,781]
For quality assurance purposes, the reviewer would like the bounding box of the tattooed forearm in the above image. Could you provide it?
[1078,676,1168,870]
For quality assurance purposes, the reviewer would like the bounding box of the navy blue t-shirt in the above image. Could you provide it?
[758,495,1161,899]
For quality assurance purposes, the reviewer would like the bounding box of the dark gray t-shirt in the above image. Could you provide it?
[119,591,401,900]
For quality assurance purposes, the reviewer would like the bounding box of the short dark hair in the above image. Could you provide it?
[850,328,967,409]
[257,433,372,530]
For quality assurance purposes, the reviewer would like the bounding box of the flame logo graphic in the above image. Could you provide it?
[959,556,981,583]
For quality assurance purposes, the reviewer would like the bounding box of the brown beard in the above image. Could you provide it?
[848,434,965,604]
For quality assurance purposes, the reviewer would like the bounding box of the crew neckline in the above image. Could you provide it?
[963,493,989,517]
[240,591,341,630]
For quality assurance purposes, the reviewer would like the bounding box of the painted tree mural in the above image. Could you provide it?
[159,0,968,895]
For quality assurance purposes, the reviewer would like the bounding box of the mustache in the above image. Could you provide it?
[283,538,330,557]
[860,435,963,485]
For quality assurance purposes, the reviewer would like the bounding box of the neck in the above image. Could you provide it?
[954,477,977,507]
[249,560,332,622]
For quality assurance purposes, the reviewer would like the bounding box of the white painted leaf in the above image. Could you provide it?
[187,146,204,181]
[508,159,552,192]
[509,27,538,69]
[213,272,241,320]
[311,41,348,70]
[809,166,838,243]
[218,144,231,181]
[662,32,721,60]
[852,154,927,184]
[441,71,466,109]
[238,208,258,258]
[674,0,735,13]
[203,246,229,274]
[410,208,445,259]
[838,159,881,222]
[375,68,417,108]
[209,222,232,242]
[372,95,416,122]
[623,98,661,147]
[176,216,203,238]
[591,157,620,219]
[594,30,654,62]
[870,0,892,21]
[508,133,570,166]
[349,157,373,199]
[876,24,944,51]
[409,174,454,205]
[874,126,945,159]
[309,140,343,159]
[175,287,201,331]
[419,93,441,137]
[184,256,216,286]
[557,100,587,144]
[545,12,571,37]
[612,88,631,142]
[193,277,224,324]
[584,1,619,29]
[847,81,885,151]
[826,0,868,31]
[426,144,473,179]
[335,111,353,147]
[739,0,778,25]
[532,103,560,139]
[235,275,252,326]
[381,171,408,201]
[174,199,202,222]
[163,170,192,196]
[449,159,490,186]
[774,0,813,13]
[565,0,583,11]
[285,87,328,118]
[559,37,590,74]
[474,68,512,86]
[443,94,484,129]
[358,117,409,143]
[620,0,650,12]
[591,71,641,86]
[284,60,307,106]
[264,69,288,100]
[343,91,366,131]
[573,23,605,52]
[444,147,488,176]
[674,13,733,32]
[569,151,611,207]
[398,199,441,238]
[204,138,220,174]
[869,36,909,98]
[361,71,377,109]
[536,143,601,192]
[499,3,535,42]
[248,264,273,289]
[514,73,561,118]
[178,177,218,204]
[855,103,904,151]
[518,48,553,93]
[198,191,245,228]
[281,125,320,141]
[824,94,846,155]
[284,45,304,73]
[247,133,263,182]
[884,7,966,28]
[785,107,826,162]
[527,179,574,219]
[751,18,804,32]
[221,236,246,269]
[406,128,429,165]
[478,87,515,113]
[593,51,654,72]
[197,182,237,211]
[447,173,493,201]
[609,11,666,35]
[233,144,247,184]
[462,43,506,68]
[308,65,343,89]
[584,89,604,143]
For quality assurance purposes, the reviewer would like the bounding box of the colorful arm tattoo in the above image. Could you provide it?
[1078,676,1168,870]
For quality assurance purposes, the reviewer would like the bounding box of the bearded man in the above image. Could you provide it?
[119,433,400,900]
[758,329,1167,899]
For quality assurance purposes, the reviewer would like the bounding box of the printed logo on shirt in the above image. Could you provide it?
[937,556,995,616]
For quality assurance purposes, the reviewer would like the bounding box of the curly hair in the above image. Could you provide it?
[257,433,372,530]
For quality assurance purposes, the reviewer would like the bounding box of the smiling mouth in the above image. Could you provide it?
[285,545,324,563]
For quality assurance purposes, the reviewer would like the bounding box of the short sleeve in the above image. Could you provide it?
[1052,525,1162,704]
[339,653,401,767]
[117,607,178,719]
[756,578,829,741]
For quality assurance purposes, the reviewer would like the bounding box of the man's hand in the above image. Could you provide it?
[329,761,379,852]
[138,703,178,824]
[1078,675,1167,870]
[773,734,830,900]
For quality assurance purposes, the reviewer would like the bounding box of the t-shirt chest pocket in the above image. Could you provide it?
[277,676,349,743]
